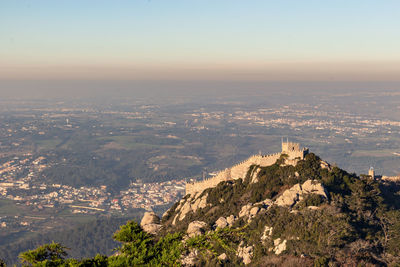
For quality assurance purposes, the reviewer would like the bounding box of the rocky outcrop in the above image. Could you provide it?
[256,198,274,207]
[214,214,237,229]
[187,221,208,237]
[320,160,331,171]
[239,203,267,222]
[301,180,327,196]
[273,238,287,255]
[140,211,162,235]
[275,183,303,206]
[171,193,209,225]
[218,253,228,261]
[215,217,228,228]
[142,224,162,235]
[275,180,327,207]
[181,249,199,266]
[249,166,262,184]
[141,211,160,225]
[226,214,237,226]
[261,226,273,242]
[237,241,254,265]
[239,204,253,218]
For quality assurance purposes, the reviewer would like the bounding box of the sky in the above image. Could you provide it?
[1,0,400,81]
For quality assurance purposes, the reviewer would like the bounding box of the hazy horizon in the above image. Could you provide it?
[1,1,400,81]
[1,80,400,99]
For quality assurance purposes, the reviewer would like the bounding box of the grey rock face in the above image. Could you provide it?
[187,221,208,237]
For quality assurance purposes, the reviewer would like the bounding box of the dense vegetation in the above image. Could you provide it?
[12,221,185,267]
[3,153,400,266]
[0,217,134,266]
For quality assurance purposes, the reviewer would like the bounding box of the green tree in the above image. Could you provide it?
[75,254,108,267]
[111,220,154,266]
[150,232,184,266]
[18,242,67,267]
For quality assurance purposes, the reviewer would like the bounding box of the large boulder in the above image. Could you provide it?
[301,180,327,198]
[256,198,274,207]
[179,201,192,221]
[140,211,162,235]
[215,217,228,229]
[218,253,228,261]
[187,221,208,237]
[275,185,301,206]
[239,203,264,222]
[141,211,160,225]
[320,160,332,171]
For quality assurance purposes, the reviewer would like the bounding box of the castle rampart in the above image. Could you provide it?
[185,141,308,195]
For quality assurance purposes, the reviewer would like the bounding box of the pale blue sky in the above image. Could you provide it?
[1,0,399,80]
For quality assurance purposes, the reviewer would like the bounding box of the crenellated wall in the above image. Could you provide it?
[186,152,282,195]
[185,142,308,195]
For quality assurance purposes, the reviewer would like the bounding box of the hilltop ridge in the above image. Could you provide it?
[5,145,400,266]
[155,147,400,266]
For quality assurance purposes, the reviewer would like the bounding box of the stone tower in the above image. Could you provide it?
[281,139,308,160]
[369,167,375,179]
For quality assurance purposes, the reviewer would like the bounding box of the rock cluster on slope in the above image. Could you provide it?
[214,214,237,228]
[169,192,209,225]
[275,179,327,207]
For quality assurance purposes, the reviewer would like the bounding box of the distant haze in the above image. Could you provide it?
[1,80,400,100]
[1,1,400,81]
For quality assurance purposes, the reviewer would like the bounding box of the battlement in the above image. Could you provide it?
[185,141,308,196]
[281,141,308,160]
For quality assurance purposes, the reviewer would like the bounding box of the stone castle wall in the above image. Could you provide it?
[186,152,282,195]
[185,142,308,196]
